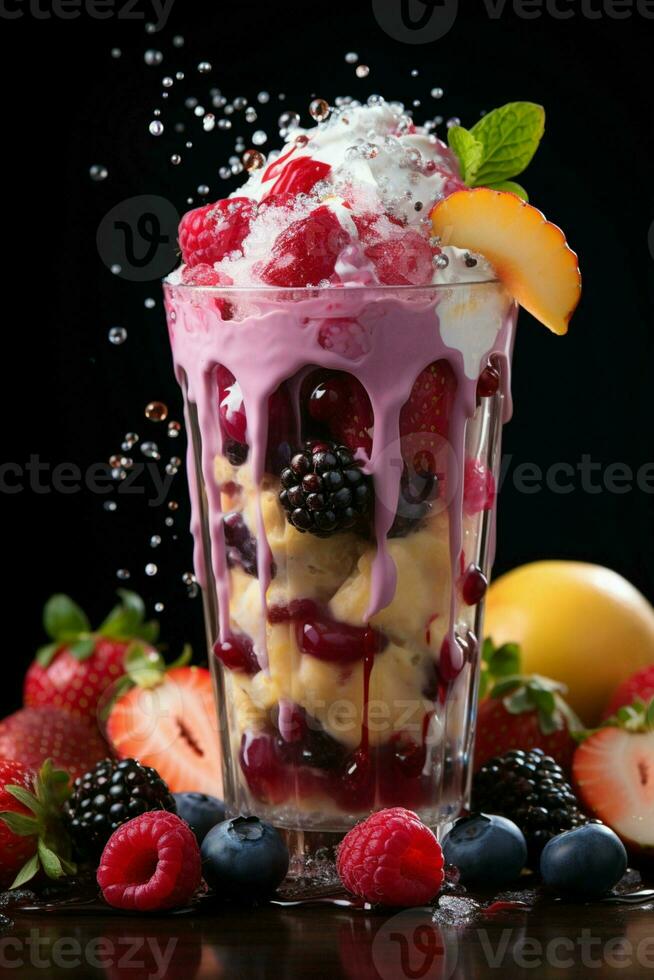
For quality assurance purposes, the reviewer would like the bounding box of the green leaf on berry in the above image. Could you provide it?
[43,594,90,643]
[35,642,61,668]
[447,102,544,197]
[67,638,96,661]
[0,760,77,890]
[97,590,160,644]
[0,811,39,836]
[9,853,40,890]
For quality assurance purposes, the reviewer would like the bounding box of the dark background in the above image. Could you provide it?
[0,0,652,713]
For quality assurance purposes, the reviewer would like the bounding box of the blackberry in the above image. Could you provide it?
[224,510,277,580]
[279,442,371,536]
[224,438,249,467]
[471,748,587,866]
[64,758,176,857]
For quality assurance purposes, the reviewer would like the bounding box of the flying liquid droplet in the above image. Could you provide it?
[145,401,168,422]
[108,326,127,345]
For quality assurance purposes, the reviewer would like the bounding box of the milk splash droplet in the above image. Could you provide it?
[108,326,127,345]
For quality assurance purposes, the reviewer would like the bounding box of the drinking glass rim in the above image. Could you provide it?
[163,279,503,294]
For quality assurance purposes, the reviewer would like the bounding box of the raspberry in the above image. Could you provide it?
[365,231,433,286]
[181,263,232,287]
[261,206,350,287]
[97,810,201,911]
[463,458,495,515]
[179,197,255,267]
[337,807,445,906]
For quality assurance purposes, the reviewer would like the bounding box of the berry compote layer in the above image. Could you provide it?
[165,99,518,831]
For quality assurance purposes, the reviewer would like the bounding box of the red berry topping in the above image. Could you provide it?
[463,458,496,515]
[97,810,201,911]
[179,197,255,267]
[181,263,233,287]
[214,634,260,675]
[337,807,445,906]
[364,230,433,286]
[263,155,331,197]
[400,361,456,444]
[261,206,350,287]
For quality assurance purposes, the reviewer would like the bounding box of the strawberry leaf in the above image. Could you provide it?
[503,687,533,715]
[5,784,43,819]
[646,699,654,730]
[67,638,96,661]
[0,812,39,836]
[9,853,40,890]
[97,590,159,643]
[43,595,90,643]
[37,840,66,879]
[488,642,521,678]
[36,642,61,668]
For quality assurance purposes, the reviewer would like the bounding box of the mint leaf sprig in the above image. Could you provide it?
[447,102,545,203]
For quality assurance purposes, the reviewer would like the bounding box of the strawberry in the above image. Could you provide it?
[0,707,108,781]
[573,702,654,853]
[364,230,434,286]
[24,591,159,724]
[603,665,654,719]
[217,367,294,472]
[105,645,222,796]
[0,759,76,889]
[308,373,374,457]
[260,205,350,287]
[474,639,581,773]
[178,197,255,267]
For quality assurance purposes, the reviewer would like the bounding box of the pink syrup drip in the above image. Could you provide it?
[165,284,517,675]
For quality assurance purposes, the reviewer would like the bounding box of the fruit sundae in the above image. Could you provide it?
[164,96,581,840]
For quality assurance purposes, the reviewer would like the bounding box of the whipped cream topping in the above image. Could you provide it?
[172,98,497,289]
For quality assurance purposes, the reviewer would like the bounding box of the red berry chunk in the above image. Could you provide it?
[296,610,386,664]
[365,230,433,286]
[179,197,255,267]
[97,811,201,911]
[261,206,350,287]
[337,807,445,906]
[214,634,260,676]
[463,458,496,515]
[477,363,501,398]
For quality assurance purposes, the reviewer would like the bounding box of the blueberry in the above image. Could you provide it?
[540,824,627,898]
[173,792,225,845]
[442,813,527,886]
[201,816,289,900]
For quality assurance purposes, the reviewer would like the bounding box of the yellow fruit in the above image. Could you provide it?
[430,188,581,335]
[485,561,654,725]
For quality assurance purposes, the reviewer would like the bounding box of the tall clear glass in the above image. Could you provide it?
[164,281,517,879]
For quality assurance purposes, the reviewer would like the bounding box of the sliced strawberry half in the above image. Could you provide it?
[573,705,654,852]
[105,647,222,797]
[260,205,350,287]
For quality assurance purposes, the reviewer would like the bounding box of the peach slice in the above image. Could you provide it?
[431,188,581,335]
